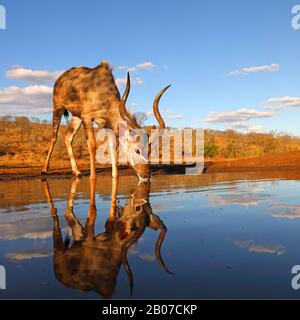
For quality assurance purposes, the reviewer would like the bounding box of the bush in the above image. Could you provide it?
[204,143,218,158]
[1,116,300,166]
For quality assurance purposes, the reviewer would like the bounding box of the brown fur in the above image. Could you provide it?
[42,60,169,180]
[42,61,142,179]
[53,62,120,121]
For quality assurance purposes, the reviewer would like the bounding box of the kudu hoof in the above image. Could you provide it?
[41,171,48,180]
[74,171,82,178]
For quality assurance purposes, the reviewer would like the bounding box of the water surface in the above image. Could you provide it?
[1,172,300,299]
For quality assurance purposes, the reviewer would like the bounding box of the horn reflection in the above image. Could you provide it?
[43,177,173,299]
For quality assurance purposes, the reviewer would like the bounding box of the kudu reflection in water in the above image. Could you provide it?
[43,178,173,298]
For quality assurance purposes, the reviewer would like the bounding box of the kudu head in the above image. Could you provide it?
[119,73,170,182]
[108,180,174,294]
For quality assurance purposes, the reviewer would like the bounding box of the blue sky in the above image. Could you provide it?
[1,0,300,134]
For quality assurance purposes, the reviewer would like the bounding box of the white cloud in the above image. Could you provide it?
[270,204,300,219]
[147,110,154,116]
[6,249,52,261]
[204,108,274,124]
[127,67,137,72]
[0,62,154,117]
[115,76,143,88]
[117,65,128,70]
[264,96,300,110]
[115,77,127,87]
[229,63,279,76]
[130,102,139,108]
[0,85,53,115]
[210,191,269,207]
[6,67,63,83]
[229,122,263,133]
[147,108,182,121]
[0,207,57,240]
[168,114,183,120]
[115,61,155,88]
[268,97,298,103]
[117,61,155,73]
[233,240,285,255]
[138,252,156,262]
[136,61,155,70]
[134,76,143,85]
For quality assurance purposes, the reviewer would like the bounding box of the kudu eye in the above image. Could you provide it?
[135,149,140,155]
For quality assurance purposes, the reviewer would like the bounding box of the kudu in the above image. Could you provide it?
[42,61,170,180]
[43,178,173,299]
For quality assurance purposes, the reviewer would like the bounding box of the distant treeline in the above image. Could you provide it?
[204,129,300,159]
[0,116,89,167]
[0,116,300,167]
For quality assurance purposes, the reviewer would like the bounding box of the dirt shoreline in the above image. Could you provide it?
[0,164,194,180]
[204,151,300,174]
[1,152,300,180]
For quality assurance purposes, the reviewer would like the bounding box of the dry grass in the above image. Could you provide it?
[1,116,300,168]
[204,129,300,159]
[0,116,89,168]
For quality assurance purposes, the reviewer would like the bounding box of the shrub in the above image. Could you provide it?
[204,143,218,158]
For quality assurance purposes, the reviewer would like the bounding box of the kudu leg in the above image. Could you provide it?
[108,132,118,178]
[42,180,58,223]
[64,116,82,177]
[65,178,84,241]
[83,120,97,180]
[42,108,64,174]
[85,178,97,240]
[42,180,65,251]
[103,176,118,237]
[108,177,118,220]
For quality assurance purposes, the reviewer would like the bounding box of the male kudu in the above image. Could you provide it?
[42,61,170,181]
